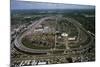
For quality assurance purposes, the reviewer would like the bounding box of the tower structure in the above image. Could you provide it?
[61,33,69,54]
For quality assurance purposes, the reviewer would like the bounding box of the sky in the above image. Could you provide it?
[11,0,95,10]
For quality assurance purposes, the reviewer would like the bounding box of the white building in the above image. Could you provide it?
[68,37,76,41]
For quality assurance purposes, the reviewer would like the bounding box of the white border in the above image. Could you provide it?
[0,0,98,67]
[0,0,10,67]
[20,0,95,5]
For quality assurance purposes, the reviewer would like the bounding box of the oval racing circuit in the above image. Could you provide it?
[14,16,94,54]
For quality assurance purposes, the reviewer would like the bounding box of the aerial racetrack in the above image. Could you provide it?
[14,16,94,54]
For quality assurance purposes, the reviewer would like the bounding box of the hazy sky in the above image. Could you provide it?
[11,0,95,10]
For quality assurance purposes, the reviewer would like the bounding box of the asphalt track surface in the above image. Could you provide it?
[14,16,94,54]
